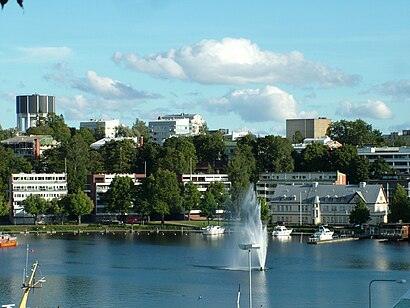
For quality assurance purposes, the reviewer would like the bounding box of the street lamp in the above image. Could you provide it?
[368,279,406,308]
[239,243,260,308]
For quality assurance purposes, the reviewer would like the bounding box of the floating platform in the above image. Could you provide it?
[308,237,359,244]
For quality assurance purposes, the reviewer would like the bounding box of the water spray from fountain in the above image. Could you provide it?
[236,186,268,270]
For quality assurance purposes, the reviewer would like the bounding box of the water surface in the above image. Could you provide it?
[0,233,409,307]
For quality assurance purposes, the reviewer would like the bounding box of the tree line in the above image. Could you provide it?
[0,116,408,224]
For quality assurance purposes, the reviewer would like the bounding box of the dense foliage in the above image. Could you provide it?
[1,116,408,223]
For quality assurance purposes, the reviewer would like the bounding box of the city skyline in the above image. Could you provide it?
[1,1,409,135]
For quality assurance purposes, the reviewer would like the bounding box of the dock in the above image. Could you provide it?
[308,236,359,244]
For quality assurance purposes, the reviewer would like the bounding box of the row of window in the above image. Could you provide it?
[13,185,67,191]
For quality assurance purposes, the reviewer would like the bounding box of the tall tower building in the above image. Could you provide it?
[16,94,55,131]
[286,117,331,142]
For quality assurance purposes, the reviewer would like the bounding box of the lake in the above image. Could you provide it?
[1,232,409,307]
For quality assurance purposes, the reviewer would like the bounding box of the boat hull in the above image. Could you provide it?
[0,240,17,248]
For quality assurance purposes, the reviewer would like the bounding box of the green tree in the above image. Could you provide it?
[23,195,49,224]
[0,194,9,216]
[192,131,225,168]
[208,181,227,206]
[0,126,18,141]
[160,136,197,175]
[253,135,294,174]
[389,184,410,223]
[134,142,163,175]
[66,133,91,193]
[300,143,330,172]
[327,119,384,146]
[140,169,181,224]
[100,139,137,173]
[349,156,370,184]
[259,197,270,222]
[27,113,71,144]
[132,118,149,142]
[61,191,94,224]
[77,127,96,145]
[227,144,256,208]
[369,157,393,178]
[200,190,217,224]
[182,181,201,220]
[48,198,66,224]
[104,176,135,221]
[293,130,304,143]
[349,199,371,226]
[115,125,134,137]
[1,0,23,9]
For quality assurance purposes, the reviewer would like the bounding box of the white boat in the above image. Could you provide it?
[202,225,225,235]
[310,225,334,241]
[272,225,293,236]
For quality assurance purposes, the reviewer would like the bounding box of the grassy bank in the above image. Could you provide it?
[0,220,225,234]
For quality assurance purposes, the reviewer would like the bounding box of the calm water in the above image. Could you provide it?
[1,232,410,308]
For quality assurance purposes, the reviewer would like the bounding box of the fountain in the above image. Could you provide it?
[234,186,268,270]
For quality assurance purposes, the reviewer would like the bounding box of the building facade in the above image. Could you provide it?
[256,171,346,203]
[148,113,205,144]
[286,117,331,141]
[1,135,58,158]
[9,173,68,224]
[270,182,388,226]
[368,173,410,203]
[180,173,231,195]
[16,94,55,131]
[80,119,120,138]
[357,147,410,174]
[87,173,146,218]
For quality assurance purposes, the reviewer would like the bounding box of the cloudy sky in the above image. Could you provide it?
[0,1,409,136]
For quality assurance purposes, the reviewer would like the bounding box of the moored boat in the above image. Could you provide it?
[202,225,225,235]
[0,233,17,248]
[310,225,334,241]
[272,225,293,236]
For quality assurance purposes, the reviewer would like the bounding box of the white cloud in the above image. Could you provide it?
[71,71,159,100]
[206,85,298,122]
[16,47,72,62]
[44,65,160,100]
[113,38,359,87]
[377,80,410,100]
[337,100,394,119]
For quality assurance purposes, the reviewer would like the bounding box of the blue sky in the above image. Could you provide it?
[1,1,409,136]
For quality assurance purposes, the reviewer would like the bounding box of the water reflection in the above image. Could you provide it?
[1,234,410,307]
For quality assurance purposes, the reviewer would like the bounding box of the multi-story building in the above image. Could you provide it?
[90,137,140,150]
[9,173,68,224]
[383,130,410,146]
[148,113,205,144]
[292,136,342,153]
[16,94,55,131]
[270,182,388,226]
[368,173,410,202]
[286,117,331,142]
[256,171,346,203]
[80,119,120,138]
[87,173,146,218]
[1,135,58,158]
[180,173,231,195]
[357,147,410,174]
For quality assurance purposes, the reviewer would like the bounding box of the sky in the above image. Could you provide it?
[0,1,409,136]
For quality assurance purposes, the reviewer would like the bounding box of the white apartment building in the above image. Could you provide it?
[9,173,68,224]
[148,113,205,144]
[357,147,410,174]
[270,182,388,226]
[80,119,120,138]
[256,171,346,203]
[180,173,231,195]
[88,173,145,217]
